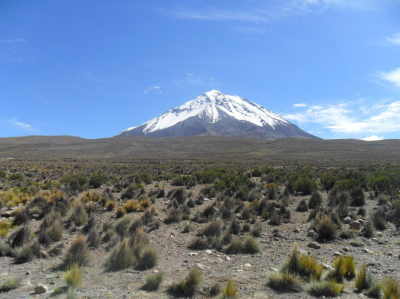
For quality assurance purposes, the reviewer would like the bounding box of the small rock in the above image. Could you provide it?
[293,228,300,233]
[270,268,279,272]
[308,242,321,249]
[225,256,231,261]
[189,252,198,257]
[322,263,334,271]
[196,263,207,270]
[333,252,341,257]
[343,216,352,224]
[25,271,31,276]
[244,263,252,268]
[307,230,315,237]
[342,247,350,252]
[34,284,48,294]
[298,248,308,255]
[205,249,212,254]
[349,221,362,230]
[31,214,41,220]
[362,248,373,254]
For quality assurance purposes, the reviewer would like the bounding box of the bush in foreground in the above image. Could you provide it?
[222,280,238,298]
[168,268,203,297]
[0,276,21,292]
[64,234,89,267]
[309,280,345,297]
[267,271,302,293]
[141,273,163,291]
[106,238,135,270]
[382,278,400,299]
[64,263,83,288]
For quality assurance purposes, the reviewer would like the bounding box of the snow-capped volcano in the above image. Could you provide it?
[118,90,316,139]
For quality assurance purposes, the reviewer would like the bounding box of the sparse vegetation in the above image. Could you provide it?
[168,268,203,297]
[142,273,163,291]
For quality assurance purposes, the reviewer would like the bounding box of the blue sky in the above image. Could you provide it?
[1,0,400,140]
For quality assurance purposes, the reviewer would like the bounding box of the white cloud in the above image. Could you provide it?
[381,68,400,87]
[0,38,25,43]
[283,100,400,135]
[170,0,377,23]
[387,33,400,45]
[10,118,33,131]
[293,103,307,108]
[362,135,384,141]
[144,85,162,94]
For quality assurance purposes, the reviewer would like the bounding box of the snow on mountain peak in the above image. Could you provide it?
[120,90,289,135]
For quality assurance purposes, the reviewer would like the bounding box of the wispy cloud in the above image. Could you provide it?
[283,100,400,135]
[144,85,162,94]
[170,0,377,23]
[293,103,307,108]
[9,118,34,131]
[0,38,25,43]
[380,67,400,87]
[387,33,400,45]
[362,135,384,141]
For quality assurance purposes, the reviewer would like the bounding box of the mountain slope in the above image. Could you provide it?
[118,90,317,139]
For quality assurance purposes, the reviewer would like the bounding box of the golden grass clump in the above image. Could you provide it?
[267,271,303,293]
[64,234,89,267]
[0,276,22,292]
[382,278,400,299]
[105,200,116,211]
[222,280,238,298]
[140,198,152,211]
[122,200,138,213]
[106,238,136,270]
[283,245,323,281]
[81,191,100,202]
[142,273,163,291]
[309,280,345,297]
[64,263,83,288]
[328,255,356,282]
[0,219,11,238]
[168,268,203,296]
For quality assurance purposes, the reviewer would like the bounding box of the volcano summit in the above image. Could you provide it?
[118,90,316,139]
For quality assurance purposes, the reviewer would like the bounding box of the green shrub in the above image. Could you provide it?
[309,280,345,297]
[106,238,136,270]
[166,207,182,223]
[328,255,356,282]
[0,276,21,292]
[0,219,11,238]
[136,245,158,270]
[64,263,83,288]
[267,271,302,293]
[308,191,322,209]
[296,199,309,212]
[89,173,104,188]
[242,236,260,254]
[283,245,323,281]
[382,278,400,299]
[105,200,116,211]
[222,280,238,298]
[142,272,163,291]
[294,178,317,195]
[47,219,64,241]
[64,234,89,267]
[210,282,221,296]
[201,220,222,238]
[70,201,88,226]
[315,214,337,240]
[168,268,203,297]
